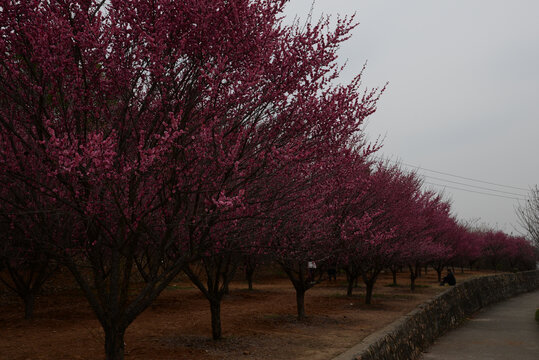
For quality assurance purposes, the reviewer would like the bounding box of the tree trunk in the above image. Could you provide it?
[280,263,309,321]
[347,279,354,296]
[296,288,306,320]
[436,268,442,282]
[246,268,254,291]
[415,263,421,278]
[345,270,356,296]
[209,298,222,340]
[23,292,35,320]
[409,265,417,292]
[365,281,374,305]
[391,269,397,285]
[104,327,126,360]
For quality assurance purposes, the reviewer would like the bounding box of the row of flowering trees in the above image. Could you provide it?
[0,1,379,358]
[0,1,536,359]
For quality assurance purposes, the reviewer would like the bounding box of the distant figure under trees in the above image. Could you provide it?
[440,269,456,286]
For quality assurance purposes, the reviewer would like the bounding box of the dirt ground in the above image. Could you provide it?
[0,268,493,360]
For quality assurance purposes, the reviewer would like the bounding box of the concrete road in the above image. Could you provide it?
[421,290,539,360]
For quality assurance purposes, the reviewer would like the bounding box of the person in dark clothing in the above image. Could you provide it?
[327,265,337,282]
[440,269,456,286]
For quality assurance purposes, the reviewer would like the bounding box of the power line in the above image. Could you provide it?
[373,156,530,192]
[424,182,527,201]
[402,162,529,192]
[423,175,528,197]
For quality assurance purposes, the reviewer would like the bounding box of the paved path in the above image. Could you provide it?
[421,290,539,359]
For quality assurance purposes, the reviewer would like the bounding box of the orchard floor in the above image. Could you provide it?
[0,269,493,360]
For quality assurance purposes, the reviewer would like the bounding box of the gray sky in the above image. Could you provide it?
[284,0,539,233]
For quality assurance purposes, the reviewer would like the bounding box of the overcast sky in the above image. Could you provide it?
[284,0,539,234]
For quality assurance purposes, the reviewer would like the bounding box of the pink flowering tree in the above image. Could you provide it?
[478,231,536,271]
[505,236,537,270]
[326,153,378,296]
[260,154,354,320]
[452,224,483,272]
[180,193,274,340]
[335,162,413,303]
[326,161,447,303]
[392,189,452,291]
[372,170,449,294]
[265,205,329,320]
[422,202,458,282]
[254,142,377,318]
[243,252,265,291]
[0,197,60,319]
[175,5,381,337]
[519,237,537,269]
[493,234,536,271]
[0,0,381,354]
[480,231,511,271]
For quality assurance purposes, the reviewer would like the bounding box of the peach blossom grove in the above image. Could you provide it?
[0,1,536,360]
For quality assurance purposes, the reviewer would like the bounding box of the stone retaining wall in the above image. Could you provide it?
[332,270,539,360]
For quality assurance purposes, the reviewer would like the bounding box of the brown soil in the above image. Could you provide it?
[0,269,492,360]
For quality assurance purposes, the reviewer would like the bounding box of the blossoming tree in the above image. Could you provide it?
[0,0,381,355]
